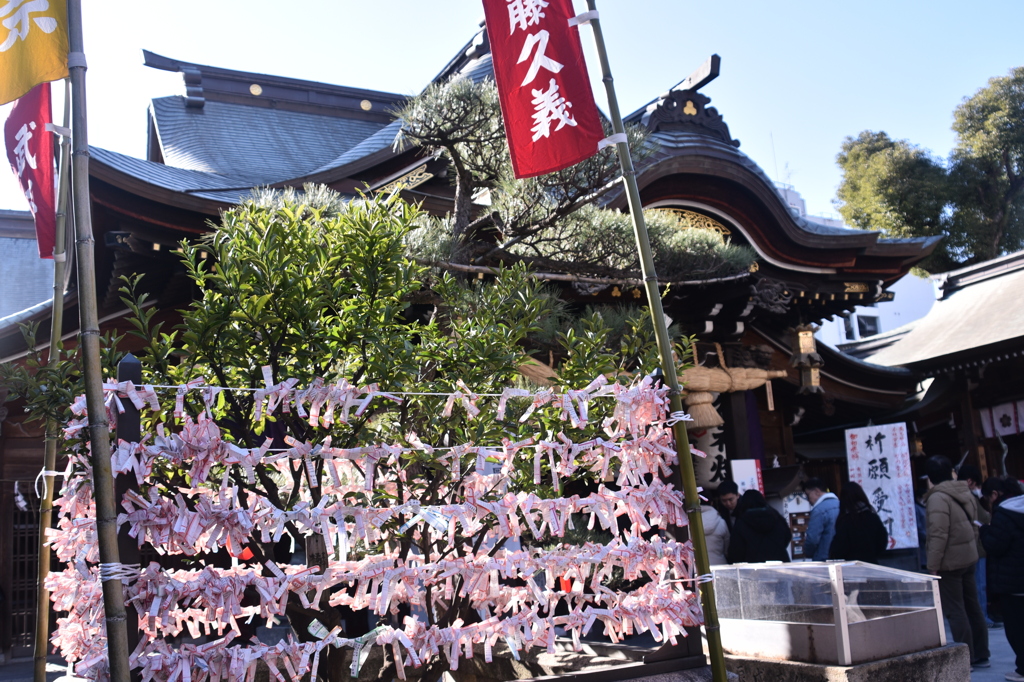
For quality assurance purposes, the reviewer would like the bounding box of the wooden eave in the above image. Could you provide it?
[89,157,231,218]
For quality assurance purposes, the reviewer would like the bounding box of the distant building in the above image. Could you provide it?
[818,274,937,348]
[0,210,52,319]
[774,182,845,229]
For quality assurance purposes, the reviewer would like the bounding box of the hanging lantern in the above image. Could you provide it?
[790,325,824,395]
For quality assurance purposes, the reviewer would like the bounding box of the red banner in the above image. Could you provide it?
[483,0,605,178]
[5,81,55,258]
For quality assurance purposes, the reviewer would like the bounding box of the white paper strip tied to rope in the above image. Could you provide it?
[120,535,695,637]
[117,476,687,558]
[117,556,701,680]
[90,372,618,424]
[50,373,702,681]
[127,575,699,682]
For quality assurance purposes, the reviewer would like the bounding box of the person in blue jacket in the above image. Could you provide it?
[801,477,840,561]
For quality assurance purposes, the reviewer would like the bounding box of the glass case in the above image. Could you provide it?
[711,561,945,665]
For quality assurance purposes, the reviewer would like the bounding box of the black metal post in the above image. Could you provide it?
[115,354,142,677]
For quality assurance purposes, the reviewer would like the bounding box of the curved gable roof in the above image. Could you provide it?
[601,129,938,278]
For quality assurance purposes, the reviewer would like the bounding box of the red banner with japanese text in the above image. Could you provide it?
[4,81,55,258]
[483,0,605,178]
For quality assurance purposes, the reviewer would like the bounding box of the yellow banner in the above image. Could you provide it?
[0,0,68,105]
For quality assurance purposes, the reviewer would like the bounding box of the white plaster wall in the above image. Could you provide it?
[817,273,937,348]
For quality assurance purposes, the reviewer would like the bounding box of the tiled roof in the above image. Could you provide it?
[150,96,390,183]
[309,119,405,175]
[859,252,1024,368]
[838,322,917,360]
[458,54,494,84]
[90,147,259,204]
[299,54,496,179]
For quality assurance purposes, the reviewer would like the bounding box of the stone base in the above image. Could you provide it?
[724,643,970,682]
[599,667,738,682]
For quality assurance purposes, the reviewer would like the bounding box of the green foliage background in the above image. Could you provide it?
[3,187,693,681]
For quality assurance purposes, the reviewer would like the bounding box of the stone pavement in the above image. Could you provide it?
[0,656,80,682]
[968,623,1020,682]
[0,628,1013,681]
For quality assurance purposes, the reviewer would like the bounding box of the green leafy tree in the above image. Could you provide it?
[834,67,1024,271]
[948,67,1024,261]
[0,325,123,429]
[835,132,949,240]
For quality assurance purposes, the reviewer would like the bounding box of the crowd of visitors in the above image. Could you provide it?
[706,476,889,567]
[704,462,1024,677]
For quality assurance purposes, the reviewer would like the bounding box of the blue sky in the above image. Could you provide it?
[2,0,1022,220]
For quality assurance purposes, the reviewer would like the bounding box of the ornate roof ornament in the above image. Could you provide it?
[749,277,794,315]
[641,90,740,148]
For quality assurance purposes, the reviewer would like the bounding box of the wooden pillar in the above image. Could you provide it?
[960,375,988,477]
[721,391,752,461]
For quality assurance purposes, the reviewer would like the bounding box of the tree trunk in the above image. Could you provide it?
[450,168,474,265]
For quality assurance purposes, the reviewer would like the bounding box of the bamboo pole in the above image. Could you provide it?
[66,2,133,680]
[583,5,728,681]
[33,79,72,682]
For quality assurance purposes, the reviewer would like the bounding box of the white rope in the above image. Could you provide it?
[45,122,72,137]
[128,384,619,399]
[567,10,599,26]
[35,467,64,500]
[99,562,141,583]
[664,411,692,426]
[252,419,687,456]
[598,132,628,150]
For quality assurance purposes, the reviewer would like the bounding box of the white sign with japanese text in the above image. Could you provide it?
[730,459,764,495]
[845,423,918,550]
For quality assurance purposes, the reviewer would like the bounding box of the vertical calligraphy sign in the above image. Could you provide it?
[845,423,918,550]
[4,81,55,258]
[483,0,606,178]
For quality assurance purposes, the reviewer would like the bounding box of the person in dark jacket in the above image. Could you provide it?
[981,482,1024,681]
[716,480,741,532]
[829,481,889,563]
[727,489,792,563]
